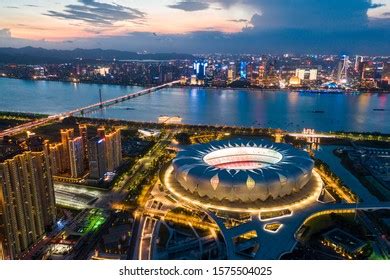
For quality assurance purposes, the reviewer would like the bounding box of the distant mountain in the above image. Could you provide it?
[0,46,194,64]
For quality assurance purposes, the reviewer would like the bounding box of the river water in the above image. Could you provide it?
[1,78,389,133]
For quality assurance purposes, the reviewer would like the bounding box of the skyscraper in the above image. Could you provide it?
[79,124,88,168]
[361,61,375,80]
[227,65,235,83]
[88,137,107,180]
[240,61,247,79]
[296,69,306,80]
[337,55,349,84]
[104,129,122,172]
[0,151,55,260]
[354,55,364,72]
[382,63,390,81]
[309,69,318,81]
[295,68,318,81]
[68,136,85,178]
[194,61,207,80]
[60,128,74,172]
[48,142,65,176]
[258,64,266,79]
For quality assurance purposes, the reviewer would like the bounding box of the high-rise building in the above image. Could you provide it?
[258,65,266,79]
[239,61,247,79]
[194,61,207,80]
[79,124,88,167]
[295,68,317,81]
[361,61,375,80]
[88,137,107,180]
[38,145,57,229]
[296,69,306,80]
[355,55,364,72]
[48,142,66,175]
[69,136,85,178]
[309,69,318,81]
[337,55,349,83]
[227,69,235,83]
[60,128,74,172]
[104,129,122,172]
[382,63,390,81]
[0,151,55,259]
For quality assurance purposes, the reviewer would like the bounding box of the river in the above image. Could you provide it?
[1,78,389,133]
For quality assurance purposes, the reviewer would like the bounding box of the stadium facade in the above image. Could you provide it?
[169,139,318,208]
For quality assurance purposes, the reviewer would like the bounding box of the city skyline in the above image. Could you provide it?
[0,0,389,264]
[0,0,390,54]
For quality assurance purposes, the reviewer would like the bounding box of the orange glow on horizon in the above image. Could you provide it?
[1,6,246,42]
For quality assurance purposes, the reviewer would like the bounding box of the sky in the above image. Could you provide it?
[0,0,389,54]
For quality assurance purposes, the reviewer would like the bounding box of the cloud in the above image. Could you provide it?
[0,28,11,38]
[0,27,389,55]
[244,0,385,31]
[168,1,210,11]
[1,0,389,54]
[16,24,55,31]
[228,19,248,23]
[44,0,145,25]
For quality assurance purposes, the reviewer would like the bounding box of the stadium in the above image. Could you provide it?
[162,139,323,212]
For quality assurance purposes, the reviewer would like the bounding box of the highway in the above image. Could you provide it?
[210,200,390,260]
[0,81,180,138]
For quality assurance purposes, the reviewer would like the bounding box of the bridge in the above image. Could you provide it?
[0,81,180,138]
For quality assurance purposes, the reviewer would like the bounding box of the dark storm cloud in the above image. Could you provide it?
[245,0,384,31]
[44,0,145,25]
[167,1,210,11]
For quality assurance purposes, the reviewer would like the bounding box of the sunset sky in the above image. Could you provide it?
[0,0,389,54]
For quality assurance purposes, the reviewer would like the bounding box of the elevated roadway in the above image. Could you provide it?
[0,81,179,138]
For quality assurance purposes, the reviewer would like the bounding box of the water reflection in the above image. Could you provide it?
[1,78,389,133]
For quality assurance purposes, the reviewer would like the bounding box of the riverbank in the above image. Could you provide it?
[2,111,390,140]
[2,76,389,94]
[336,149,390,201]
[0,75,150,88]
[315,146,379,203]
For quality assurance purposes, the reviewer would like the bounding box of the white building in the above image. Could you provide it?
[295,68,318,81]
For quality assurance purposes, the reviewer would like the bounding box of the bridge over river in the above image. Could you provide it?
[0,81,180,138]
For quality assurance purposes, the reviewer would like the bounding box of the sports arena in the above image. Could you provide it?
[162,139,323,213]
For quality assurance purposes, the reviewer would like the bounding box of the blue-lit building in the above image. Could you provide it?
[194,61,208,80]
[240,61,247,79]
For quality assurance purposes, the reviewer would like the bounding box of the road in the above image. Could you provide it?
[94,133,170,210]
